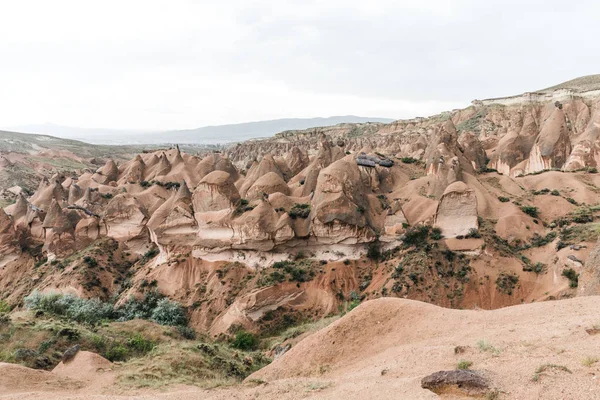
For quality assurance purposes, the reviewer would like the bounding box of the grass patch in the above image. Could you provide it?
[532,363,571,382]
[581,356,599,367]
[456,360,473,370]
[477,339,500,356]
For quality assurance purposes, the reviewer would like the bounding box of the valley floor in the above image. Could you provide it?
[2,296,600,399]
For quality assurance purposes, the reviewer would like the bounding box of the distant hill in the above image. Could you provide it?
[154,116,395,144]
[5,116,395,145]
[537,74,600,93]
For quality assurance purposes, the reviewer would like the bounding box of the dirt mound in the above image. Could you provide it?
[52,351,113,381]
[0,362,84,393]
[250,296,600,399]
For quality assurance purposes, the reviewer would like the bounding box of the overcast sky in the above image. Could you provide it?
[1,0,599,130]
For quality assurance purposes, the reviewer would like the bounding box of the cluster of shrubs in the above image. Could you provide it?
[288,203,311,219]
[402,225,442,246]
[400,157,419,164]
[140,180,181,190]
[562,268,579,288]
[234,198,255,215]
[24,290,187,327]
[270,260,315,283]
[496,272,519,295]
[520,206,539,218]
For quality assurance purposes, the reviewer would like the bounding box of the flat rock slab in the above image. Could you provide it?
[421,370,490,396]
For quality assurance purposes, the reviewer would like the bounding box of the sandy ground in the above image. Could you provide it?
[2,296,600,399]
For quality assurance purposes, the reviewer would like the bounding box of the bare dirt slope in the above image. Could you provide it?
[2,296,599,399]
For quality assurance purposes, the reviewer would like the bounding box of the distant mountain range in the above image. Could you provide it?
[5,116,395,145]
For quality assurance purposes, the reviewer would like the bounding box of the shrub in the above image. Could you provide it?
[430,227,443,240]
[532,364,571,382]
[551,190,560,196]
[457,360,473,370]
[465,228,481,239]
[83,256,98,267]
[234,199,254,215]
[232,330,259,351]
[288,203,311,219]
[366,241,381,261]
[105,344,128,362]
[400,157,418,164]
[127,334,156,353]
[520,206,539,218]
[24,291,115,325]
[403,225,431,247]
[151,298,187,326]
[496,272,519,295]
[562,268,579,288]
[177,325,197,340]
[567,197,578,205]
[0,300,10,313]
[498,196,510,202]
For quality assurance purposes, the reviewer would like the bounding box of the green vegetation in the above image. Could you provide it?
[456,109,487,132]
[0,300,10,313]
[581,356,599,367]
[496,272,519,295]
[366,240,382,261]
[231,330,259,351]
[498,196,510,202]
[456,360,473,370]
[532,364,571,382]
[234,198,255,215]
[257,259,318,286]
[465,228,481,239]
[430,227,443,240]
[529,232,557,248]
[477,339,500,356]
[24,290,188,327]
[402,225,432,247]
[400,157,419,164]
[520,206,539,218]
[288,203,311,219]
[562,268,579,288]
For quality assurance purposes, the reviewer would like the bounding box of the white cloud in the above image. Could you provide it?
[0,0,599,130]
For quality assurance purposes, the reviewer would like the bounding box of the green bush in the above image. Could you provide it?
[0,300,10,313]
[83,256,98,267]
[177,325,197,340]
[520,206,539,218]
[150,298,187,326]
[403,225,431,247]
[24,290,188,327]
[232,330,259,351]
[105,344,128,361]
[551,190,560,196]
[127,334,156,353]
[457,360,473,370]
[496,272,519,295]
[498,196,510,202]
[400,157,419,164]
[562,268,579,288]
[288,203,311,219]
[366,241,381,261]
[430,227,443,240]
[465,228,481,239]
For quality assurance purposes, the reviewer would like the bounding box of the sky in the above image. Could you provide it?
[1,0,600,131]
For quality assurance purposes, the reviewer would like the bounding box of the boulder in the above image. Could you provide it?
[421,370,490,397]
